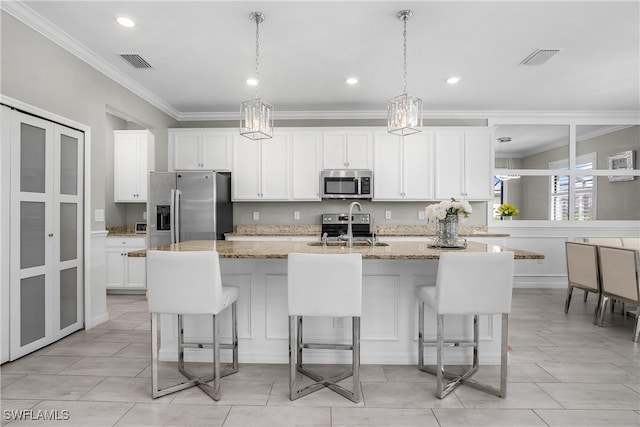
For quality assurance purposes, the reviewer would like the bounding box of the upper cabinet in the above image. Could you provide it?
[114,130,154,203]
[291,131,322,201]
[374,131,434,201]
[322,130,373,169]
[169,129,232,171]
[434,128,492,200]
[232,133,290,201]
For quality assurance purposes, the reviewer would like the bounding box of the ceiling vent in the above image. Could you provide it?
[119,54,153,69]
[519,49,561,66]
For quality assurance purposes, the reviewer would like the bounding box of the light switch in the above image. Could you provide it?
[294,211,300,220]
[385,210,392,220]
[142,211,147,220]
[418,210,425,220]
[253,211,260,221]
[95,209,104,222]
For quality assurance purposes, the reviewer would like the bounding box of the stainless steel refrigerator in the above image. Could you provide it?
[148,171,233,248]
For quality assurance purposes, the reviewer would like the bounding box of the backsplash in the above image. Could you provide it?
[232,201,489,227]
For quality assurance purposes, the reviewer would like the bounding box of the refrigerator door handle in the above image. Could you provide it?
[170,189,176,244]
[175,189,181,243]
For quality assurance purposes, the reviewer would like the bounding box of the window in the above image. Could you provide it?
[550,153,596,221]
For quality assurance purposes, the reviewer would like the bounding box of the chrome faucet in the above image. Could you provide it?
[339,201,362,247]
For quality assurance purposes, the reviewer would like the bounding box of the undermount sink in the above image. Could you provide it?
[307,241,389,247]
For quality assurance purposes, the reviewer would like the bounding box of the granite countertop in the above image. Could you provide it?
[129,239,543,260]
[107,225,146,236]
[226,224,509,238]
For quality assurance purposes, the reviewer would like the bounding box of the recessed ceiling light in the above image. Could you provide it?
[117,16,136,28]
[346,77,359,85]
[246,78,258,86]
[445,76,461,85]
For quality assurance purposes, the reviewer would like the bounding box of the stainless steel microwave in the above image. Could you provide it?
[320,169,373,199]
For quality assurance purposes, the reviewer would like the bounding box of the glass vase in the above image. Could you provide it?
[436,214,459,246]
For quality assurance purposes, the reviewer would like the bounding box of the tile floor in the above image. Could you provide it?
[1,289,639,426]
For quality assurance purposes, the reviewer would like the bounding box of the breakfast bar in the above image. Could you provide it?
[136,240,543,365]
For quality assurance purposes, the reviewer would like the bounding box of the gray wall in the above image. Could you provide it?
[580,126,640,220]
[1,12,179,231]
[233,200,487,227]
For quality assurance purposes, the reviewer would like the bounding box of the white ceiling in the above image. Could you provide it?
[7,1,640,120]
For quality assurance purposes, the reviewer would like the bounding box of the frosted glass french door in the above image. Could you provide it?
[9,110,84,360]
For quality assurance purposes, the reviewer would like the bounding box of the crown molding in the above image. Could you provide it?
[2,1,181,120]
[177,109,640,122]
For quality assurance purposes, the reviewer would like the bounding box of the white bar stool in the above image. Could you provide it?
[146,250,239,400]
[416,251,514,399]
[287,253,362,402]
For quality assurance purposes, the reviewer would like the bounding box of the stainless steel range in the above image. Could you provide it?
[321,213,373,241]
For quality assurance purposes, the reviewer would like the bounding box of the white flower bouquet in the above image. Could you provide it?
[425,198,472,223]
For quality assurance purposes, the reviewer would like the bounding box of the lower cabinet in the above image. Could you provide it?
[106,236,146,290]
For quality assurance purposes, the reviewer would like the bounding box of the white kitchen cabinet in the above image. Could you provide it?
[106,236,147,290]
[232,133,290,201]
[114,130,153,202]
[322,130,373,169]
[374,131,434,200]
[291,132,321,200]
[434,128,492,200]
[169,129,232,171]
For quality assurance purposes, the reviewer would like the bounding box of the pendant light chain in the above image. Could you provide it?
[254,14,261,99]
[387,9,422,136]
[240,11,273,140]
[402,15,408,94]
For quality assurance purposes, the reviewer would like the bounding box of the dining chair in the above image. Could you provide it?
[564,241,601,323]
[596,245,640,342]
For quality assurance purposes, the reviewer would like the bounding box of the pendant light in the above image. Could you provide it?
[240,12,273,140]
[495,137,521,181]
[387,10,422,136]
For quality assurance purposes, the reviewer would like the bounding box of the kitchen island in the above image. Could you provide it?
[138,240,543,365]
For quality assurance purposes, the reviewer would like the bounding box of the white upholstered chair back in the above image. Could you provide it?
[565,242,600,292]
[434,252,514,315]
[598,246,640,303]
[147,250,228,315]
[288,253,362,317]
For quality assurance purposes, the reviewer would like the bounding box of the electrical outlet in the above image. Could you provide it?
[294,211,300,220]
[418,210,425,220]
[142,211,147,220]
[253,211,259,221]
[385,210,392,220]
[333,317,344,328]
[94,209,104,222]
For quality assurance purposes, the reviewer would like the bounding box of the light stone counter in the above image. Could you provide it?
[130,239,543,259]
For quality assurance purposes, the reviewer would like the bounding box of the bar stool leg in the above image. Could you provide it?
[178,314,185,372]
[231,302,238,372]
[211,314,221,400]
[352,317,361,402]
[418,302,425,370]
[151,313,160,398]
[289,315,297,401]
[297,316,304,371]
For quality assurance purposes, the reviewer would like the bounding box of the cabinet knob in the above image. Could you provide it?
[48,233,54,237]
